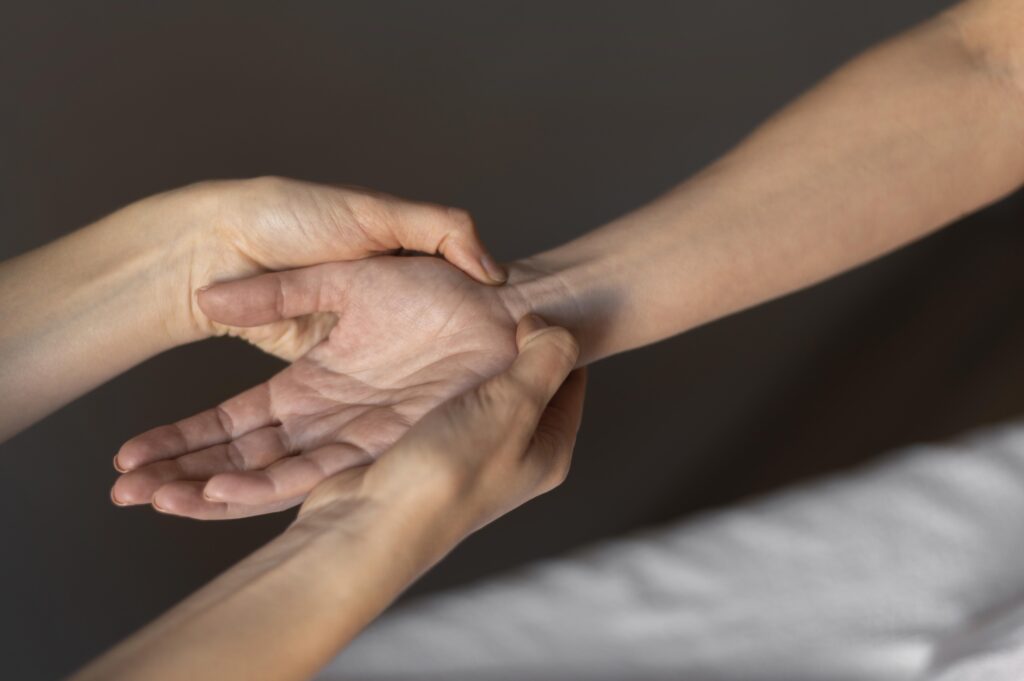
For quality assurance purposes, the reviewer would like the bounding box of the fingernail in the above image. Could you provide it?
[110,487,127,506]
[524,313,547,327]
[203,482,226,502]
[113,454,127,473]
[480,254,507,283]
[519,313,549,339]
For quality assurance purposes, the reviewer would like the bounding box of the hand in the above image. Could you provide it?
[0,177,507,442]
[299,314,586,543]
[73,318,583,681]
[112,256,530,519]
[160,176,507,360]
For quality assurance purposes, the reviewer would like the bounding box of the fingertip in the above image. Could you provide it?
[110,486,127,507]
[114,440,148,472]
[196,279,263,327]
[430,206,506,285]
[195,283,228,322]
[202,478,230,502]
[509,319,580,394]
[150,490,190,517]
[203,473,257,503]
[436,237,504,286]
[110,476,148,506]
[151,493,171,514]
[479,254,508,284]
[516,314,549,347]
[576,365,589,393]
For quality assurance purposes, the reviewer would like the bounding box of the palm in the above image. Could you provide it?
[113,257,518,519]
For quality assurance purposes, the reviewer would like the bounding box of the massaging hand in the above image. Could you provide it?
[0,176,507,442]
[169,177,506,361]
[298,313,586,538]
[112,256,527,519]
[75,317,584,681]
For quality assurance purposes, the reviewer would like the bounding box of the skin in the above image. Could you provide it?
[0,176,506,442]
[112,256,529,519]
[72,317,586,681]
[4,0,1024,678]
[113,0,1024,519]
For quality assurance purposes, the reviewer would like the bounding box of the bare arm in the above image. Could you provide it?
[508,0,1024,364]
[71,317,584,681]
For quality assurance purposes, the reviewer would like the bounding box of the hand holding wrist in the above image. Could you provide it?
[138,176,510,356]
[297,315,586,552]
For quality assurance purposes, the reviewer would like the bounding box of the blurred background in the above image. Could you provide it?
[7,0,1024,678]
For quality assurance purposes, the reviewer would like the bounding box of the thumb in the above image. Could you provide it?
[413,314,581,452]
[197,262,354,327]
[506,314,581,395]
[486,315,581,430]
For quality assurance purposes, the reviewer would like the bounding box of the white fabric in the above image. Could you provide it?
[319,421,1024,681]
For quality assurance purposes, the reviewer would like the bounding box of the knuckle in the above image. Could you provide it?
[273,276,288,319]
[344,191,393,235]
[532,327,580,366]
[483,377,527,409]
[509,373,548,407]
[483,377,543,420]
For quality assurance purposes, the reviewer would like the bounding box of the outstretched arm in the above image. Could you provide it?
[72,317,584,681]
[509,0,1024,364]
[0,177,505,442]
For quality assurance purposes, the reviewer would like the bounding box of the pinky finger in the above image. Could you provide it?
[151,481,304,520]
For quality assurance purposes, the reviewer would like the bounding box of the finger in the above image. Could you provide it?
[528,367,587,474]
[501,314,581,414]
[435,315,577,455]
[380,199,506,285]
[150,481,304,520]
[115,383,275,472]
[196,262,355,327]
[203,443,373,505]
[111,425,292,505]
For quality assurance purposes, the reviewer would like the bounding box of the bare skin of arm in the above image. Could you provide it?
[114,0,1024,518]
[510,0,1024,363]
[71,317,585,681]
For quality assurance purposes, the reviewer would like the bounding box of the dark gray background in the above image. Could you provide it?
[9,1,1024,679]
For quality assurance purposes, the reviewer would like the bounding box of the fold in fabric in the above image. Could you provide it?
[319,420,1024,681]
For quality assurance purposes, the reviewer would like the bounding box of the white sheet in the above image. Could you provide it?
[318,420,1024,681]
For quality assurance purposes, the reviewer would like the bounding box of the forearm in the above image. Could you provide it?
[72,476,457,681]
[510,2,1024,364]
[0,193,204,440]
[74,313,582,681]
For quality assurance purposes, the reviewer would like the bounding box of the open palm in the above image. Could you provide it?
[112,256,521,519]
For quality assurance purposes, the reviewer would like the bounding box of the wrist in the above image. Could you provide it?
[127,181,268,348]
[500,251,610,365]
[298,460,466,567]
[70,189,213,354]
